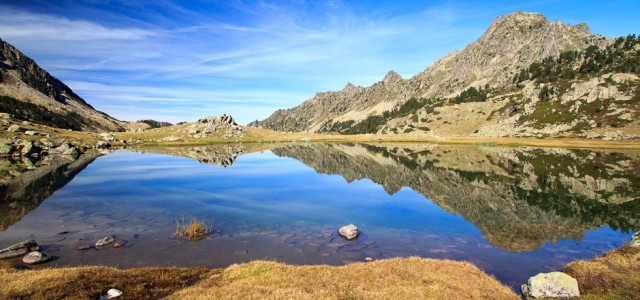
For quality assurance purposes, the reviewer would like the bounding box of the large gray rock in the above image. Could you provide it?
[338,224,359,241]
[22,251,51,264]
[521,272,580,299]
[0,240,40,259]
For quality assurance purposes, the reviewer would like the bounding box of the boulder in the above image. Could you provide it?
[0,240,40,259]
[7,125,25,133]
[0,112,11,119]
[24,130,41,136]
[96,236,114,248]
[96,141,111,149]
[632,231,640,247]
[22,251,51,264]
[100,133,116,142]
[521,272,580,299]
[21,141,40,156]
[107,288,123,299]
[338,224,359,241]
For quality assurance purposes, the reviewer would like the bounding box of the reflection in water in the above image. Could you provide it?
[0,143,637,288]
[0,154,101,231]
[273,143,640,251]
[136,145,246,167]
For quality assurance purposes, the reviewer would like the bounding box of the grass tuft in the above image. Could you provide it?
[174,218,211,240]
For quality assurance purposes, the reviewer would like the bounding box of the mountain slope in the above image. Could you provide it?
[253,12,639,138]
[0,38,122,132]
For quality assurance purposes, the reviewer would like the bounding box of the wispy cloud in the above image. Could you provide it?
[1,1,635,124]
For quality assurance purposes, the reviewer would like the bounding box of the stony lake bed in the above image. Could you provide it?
[0,143,638,291]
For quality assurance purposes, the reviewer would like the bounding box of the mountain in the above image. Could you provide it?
[253,12,640,140]
[0,38,122,132]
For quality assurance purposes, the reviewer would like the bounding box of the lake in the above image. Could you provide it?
[0,143,638,289]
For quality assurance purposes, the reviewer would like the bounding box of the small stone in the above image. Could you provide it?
[24,130,40,136]
[22,251,51,264]
[107,288,123,299]
[521,272,580,299]
[77,245,91,250]
[113,241,123,248]
[0,240,40,259]
[365,257,373,262]
[96,237,114,248]
[338,224,359,241]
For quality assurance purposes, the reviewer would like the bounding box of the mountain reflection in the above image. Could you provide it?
[0,154,101,231]
[271,143,640,251]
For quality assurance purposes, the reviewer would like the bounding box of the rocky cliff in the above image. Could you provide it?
[253,12,640,139]
[0,38,122,132]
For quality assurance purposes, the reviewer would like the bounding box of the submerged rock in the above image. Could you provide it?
[0,240,40,259]
[521,272,580,299]
[22,251,51,264]
[96,237,114,248]
[338,224,359,241]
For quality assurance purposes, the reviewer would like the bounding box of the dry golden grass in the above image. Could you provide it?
[564,245,640,299]
[174,218,211,240]
[167,257,518,300]
[0,263,207,299]
[115,125,640,150]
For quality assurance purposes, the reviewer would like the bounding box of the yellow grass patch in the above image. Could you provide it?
[564,245,640,299]
[0,264,207,299]
[167,257,518,300]
[174,218,211,240]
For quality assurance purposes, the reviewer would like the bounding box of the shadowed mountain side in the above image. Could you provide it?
[0,39,122,132]
[271,143,640,251]
[0,154,101,231]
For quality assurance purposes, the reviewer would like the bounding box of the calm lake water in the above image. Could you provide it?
[1,143,638,289]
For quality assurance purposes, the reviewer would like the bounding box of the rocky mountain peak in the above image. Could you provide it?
[383,71,403,86]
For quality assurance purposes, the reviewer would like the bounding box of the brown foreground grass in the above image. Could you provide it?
[0,257,517,300]
[565,245,640,300]
[169,257,518,300]
[0,264,207,299]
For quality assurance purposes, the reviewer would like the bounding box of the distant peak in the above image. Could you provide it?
[342,82,360,95]
[383,71,402,85]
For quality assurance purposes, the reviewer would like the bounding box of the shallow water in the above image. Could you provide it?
[0,143,638,289]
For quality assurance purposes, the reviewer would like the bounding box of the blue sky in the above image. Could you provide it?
[1,0,638,124]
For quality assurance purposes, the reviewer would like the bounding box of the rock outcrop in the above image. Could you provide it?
[184,115,245,139]
[0,38,122,132]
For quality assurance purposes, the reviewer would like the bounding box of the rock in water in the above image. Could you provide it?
[0,240,40,259]
[338,224,359,241]
[96,237,114,248]
[521,272,580,299]
[22,251,51,264]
